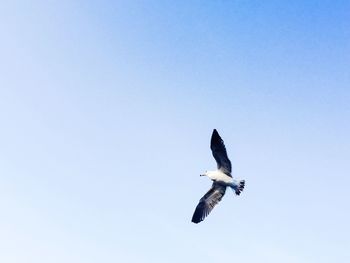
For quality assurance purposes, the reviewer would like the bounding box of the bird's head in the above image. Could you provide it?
[200,171,208,177]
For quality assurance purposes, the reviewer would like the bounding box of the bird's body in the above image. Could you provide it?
[191,129,245,224]
[204,170,233,184]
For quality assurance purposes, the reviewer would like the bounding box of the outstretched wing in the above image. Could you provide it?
[210,129,232,175]
[191,183,227,224]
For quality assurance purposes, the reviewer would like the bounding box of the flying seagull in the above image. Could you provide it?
[191,129,245,224]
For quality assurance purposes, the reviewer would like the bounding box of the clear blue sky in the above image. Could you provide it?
[1,1,349,262]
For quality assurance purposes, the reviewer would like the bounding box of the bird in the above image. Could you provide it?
[191,129,245,224]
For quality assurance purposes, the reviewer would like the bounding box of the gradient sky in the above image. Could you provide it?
[1,1,349,262]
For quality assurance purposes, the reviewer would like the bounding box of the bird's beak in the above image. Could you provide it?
[200,174,204,176]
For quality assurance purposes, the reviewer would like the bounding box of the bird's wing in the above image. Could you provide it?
[191,183,227,224]
[210,129,232,175]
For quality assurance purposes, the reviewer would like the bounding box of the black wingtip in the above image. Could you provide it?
[211,129,222,144]
[212,129,220,138]
[191,203,206,224]
[191,211,203,224]
[191,219,200,224]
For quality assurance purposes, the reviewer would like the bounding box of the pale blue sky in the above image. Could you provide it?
[1,1,349,262]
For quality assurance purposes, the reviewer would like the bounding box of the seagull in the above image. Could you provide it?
[191,129,245,224]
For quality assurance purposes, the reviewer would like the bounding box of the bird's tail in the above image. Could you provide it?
[231,180,245,195]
